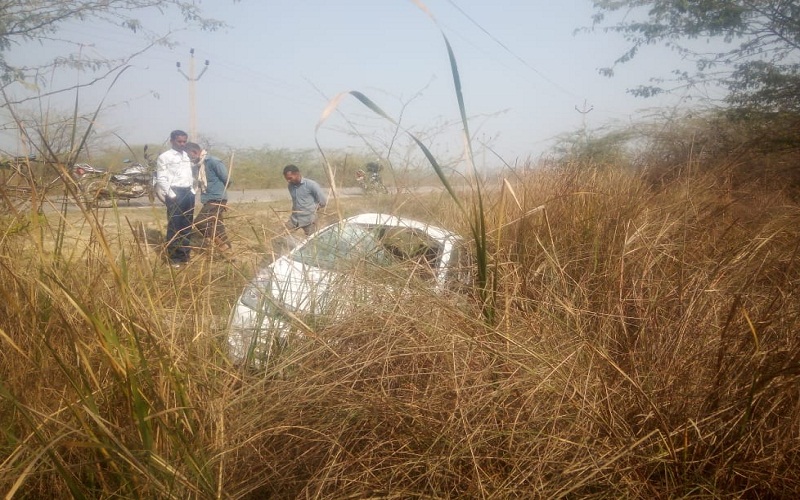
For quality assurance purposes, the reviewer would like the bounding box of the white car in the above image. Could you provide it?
[227,213,471,366]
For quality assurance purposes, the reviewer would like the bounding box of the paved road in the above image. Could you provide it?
[227,187,365,203]
[30,185,439,212]
[106,185,434,208]
[37,187,360,210]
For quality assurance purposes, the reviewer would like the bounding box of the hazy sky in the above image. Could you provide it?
[5,0,702,165]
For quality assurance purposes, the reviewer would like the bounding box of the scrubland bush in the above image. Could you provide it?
[1,151,799,498]
[637,110,800,195]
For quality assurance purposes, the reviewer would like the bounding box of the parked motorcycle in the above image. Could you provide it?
[72,157,155,208]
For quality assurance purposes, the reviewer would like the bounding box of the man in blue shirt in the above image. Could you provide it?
[283,164,327,236]
[186,142,232,257]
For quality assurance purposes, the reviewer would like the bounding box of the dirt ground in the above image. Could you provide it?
[38,190,405,262]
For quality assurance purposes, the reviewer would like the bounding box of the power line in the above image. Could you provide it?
[444,0,580,99]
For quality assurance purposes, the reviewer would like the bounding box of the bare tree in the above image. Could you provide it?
[0,1,232,210]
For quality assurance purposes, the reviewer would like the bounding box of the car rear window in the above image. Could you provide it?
[290,223,392,271]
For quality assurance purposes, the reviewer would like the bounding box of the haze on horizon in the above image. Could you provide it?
[1,1,707,166]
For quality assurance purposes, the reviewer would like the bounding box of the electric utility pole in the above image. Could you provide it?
[575,100,593,149]
[176,48,210,140]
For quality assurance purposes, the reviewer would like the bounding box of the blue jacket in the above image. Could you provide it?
[201,155,230,204]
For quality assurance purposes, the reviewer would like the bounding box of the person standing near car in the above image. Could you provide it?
[283,164,327,236]
[156,129,195,267]
[185,142,232,257]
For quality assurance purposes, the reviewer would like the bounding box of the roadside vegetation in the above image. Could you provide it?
[2,120,800,496]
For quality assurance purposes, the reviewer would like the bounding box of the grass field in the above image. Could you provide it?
[1,162,799,498]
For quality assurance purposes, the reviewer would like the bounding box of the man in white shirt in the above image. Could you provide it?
[156,130,195,267]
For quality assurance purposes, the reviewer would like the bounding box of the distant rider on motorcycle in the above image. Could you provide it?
[365,161,382,180]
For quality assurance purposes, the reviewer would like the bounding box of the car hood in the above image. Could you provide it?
[264,255,339,314]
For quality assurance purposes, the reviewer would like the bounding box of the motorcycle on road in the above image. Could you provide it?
[355,164,388,195]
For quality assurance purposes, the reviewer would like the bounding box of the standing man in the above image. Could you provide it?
[185,142,232,256]
[283,164,327,236]
[155,129,195,267]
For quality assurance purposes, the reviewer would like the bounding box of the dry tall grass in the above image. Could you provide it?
[1,161,798,498]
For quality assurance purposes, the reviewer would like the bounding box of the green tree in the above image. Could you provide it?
[592,0,800,113]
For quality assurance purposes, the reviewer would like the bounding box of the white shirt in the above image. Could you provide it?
[156,148,194,199]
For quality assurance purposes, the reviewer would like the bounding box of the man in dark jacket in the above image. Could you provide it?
[186,142,232,256]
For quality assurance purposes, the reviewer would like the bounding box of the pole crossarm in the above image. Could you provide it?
[175,48,210,140]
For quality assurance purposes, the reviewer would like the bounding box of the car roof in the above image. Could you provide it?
[337,213,460,242]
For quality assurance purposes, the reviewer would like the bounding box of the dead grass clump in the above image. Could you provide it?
[223,296,586,498]
[1,165,799,497]
[473,161,800,496]
[0,206,249,498]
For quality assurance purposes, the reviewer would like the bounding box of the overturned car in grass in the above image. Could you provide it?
[227,213,472,366]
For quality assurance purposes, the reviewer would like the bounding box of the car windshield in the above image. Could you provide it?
[290,223,392,271]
